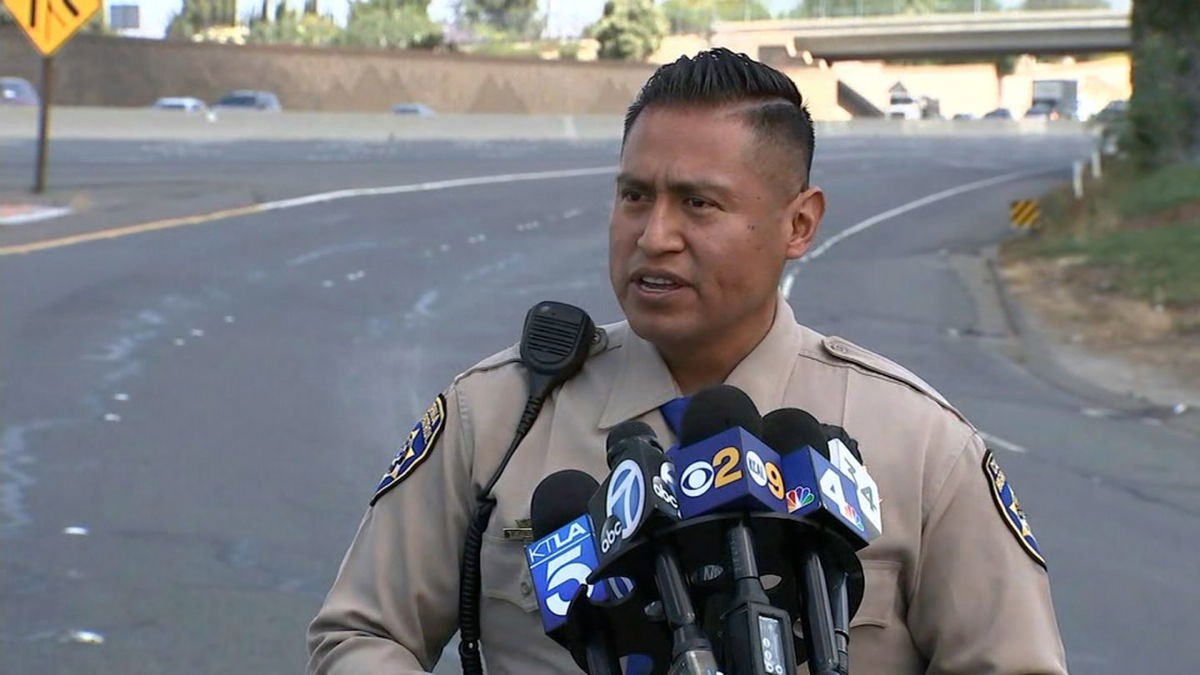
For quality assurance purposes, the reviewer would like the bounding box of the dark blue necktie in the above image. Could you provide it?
[659,396,691,440]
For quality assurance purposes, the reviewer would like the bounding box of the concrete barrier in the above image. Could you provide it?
[0,108,627,141]
[0,107,1093,142]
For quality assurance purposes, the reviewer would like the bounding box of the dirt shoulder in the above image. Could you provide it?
[999,255,1200,410]
[997,160,1200,415]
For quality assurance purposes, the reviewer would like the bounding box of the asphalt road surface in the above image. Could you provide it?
[2,132,1198,674]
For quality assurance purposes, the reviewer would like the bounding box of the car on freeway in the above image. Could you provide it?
[212,90,282,112]
[1024,101,1060,120]
[392,103,437,117]
[983,107,1013,120]
[1,77,39,106]
[152,97,208,112]
[1091,99,1128,124]
[952,113,976,121]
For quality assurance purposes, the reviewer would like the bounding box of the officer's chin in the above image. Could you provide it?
[624,309,694,349]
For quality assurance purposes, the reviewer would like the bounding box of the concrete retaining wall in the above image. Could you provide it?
[0,27,655,114]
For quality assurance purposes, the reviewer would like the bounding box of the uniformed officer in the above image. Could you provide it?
[307,48,1067,674]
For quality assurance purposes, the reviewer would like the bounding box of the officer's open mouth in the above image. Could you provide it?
[633,270,687,294]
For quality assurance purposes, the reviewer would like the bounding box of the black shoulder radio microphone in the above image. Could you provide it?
[459,301,597,675]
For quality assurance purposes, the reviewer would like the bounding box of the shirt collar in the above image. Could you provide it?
[598,294,802,430]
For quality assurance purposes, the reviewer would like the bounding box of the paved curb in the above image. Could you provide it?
[979,244,1200,437]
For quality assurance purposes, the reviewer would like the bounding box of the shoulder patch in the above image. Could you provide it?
[372,394,447,505]
[982,449,1046,569]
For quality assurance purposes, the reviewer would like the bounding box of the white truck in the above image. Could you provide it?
[888,93,940,120]
[1028,80,1079,120]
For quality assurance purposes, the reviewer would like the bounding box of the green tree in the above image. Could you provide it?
[340,0,443,48]
[1127,0,1200,166]
[783,0,999,17]
[459,0,542,39]
[712,0,771,21]
[166,0,206,40]
[166,0,239,40]
[661,0,715,34]
[1020,0,1110,8]
[248,6,341,45]
[661,0,769,34]
[591,0,665,61]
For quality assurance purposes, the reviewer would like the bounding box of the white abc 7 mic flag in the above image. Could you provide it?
[602,460,646,552]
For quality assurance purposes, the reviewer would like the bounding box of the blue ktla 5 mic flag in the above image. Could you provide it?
[779,448,882,547]
[668,427,788,519]
[525,514,613,633]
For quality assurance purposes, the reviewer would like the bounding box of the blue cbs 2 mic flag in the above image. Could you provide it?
[668,427,789,518]
[525,514,612,633]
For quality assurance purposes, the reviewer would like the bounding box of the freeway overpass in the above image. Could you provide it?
[713,10,1131,62]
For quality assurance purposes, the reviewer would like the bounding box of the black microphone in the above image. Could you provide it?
[681,386,797,675]
[592,420,718,675]
[589,421,681,565]
[532,469,600,538]
[528,470,621,675]
[763,409,853,675]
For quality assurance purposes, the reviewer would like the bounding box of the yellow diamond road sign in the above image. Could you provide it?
[4,0,101,57]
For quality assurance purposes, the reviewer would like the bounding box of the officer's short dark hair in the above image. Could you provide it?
[623,48,816,190]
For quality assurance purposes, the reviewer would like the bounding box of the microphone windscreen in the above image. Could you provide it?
[680,384,763,446]
[821,423,864,463]
[762,408,829,458]
[530,469,600,539]
[605,420,656,453]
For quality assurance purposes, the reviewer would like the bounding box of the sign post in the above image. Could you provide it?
[34,56,53,194]
[3,0,102,193]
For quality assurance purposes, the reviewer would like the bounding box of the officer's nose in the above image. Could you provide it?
[636,200,685,257]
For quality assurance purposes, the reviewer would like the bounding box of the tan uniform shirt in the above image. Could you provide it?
[308,296,1067,674]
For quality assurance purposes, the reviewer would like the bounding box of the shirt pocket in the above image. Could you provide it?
[481,533,539,613]
[850,559,902,629]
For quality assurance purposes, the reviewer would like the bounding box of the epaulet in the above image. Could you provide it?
[451,325,617,386]
[452,344,523,385]
[821,335,974,430]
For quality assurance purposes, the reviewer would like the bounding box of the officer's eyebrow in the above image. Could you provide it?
[615,172,737,201]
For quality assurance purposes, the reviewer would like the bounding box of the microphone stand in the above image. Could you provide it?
[825,562,851,675]
[721,519,797,675]
[654,546,721,675]
[797,551,842,675]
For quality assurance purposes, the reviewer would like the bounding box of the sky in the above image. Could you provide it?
[124,0,1126,42]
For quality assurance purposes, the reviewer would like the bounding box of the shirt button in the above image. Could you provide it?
[520,581,532,596]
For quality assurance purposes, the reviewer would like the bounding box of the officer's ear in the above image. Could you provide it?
[784,186,824,260]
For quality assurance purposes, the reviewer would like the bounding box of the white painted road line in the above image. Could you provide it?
[256,167,614,213]
[780,167,1053,299]
[1,166,615,256]
[0,205,72,226]
[980,431,1029,454]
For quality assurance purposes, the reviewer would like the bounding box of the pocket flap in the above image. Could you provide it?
[850,559,902,629]
[480,535,538,613]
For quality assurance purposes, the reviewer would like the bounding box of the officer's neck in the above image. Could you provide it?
[657,304,777,396]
